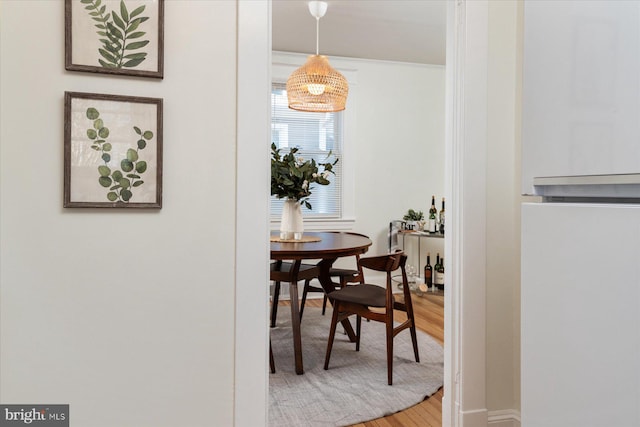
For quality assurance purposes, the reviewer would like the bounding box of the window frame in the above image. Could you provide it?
[271,52,357,230]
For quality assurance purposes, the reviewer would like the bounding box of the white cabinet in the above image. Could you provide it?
[521,203,640,427]
[522,1,640,195]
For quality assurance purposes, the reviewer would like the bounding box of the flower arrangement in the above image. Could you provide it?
[271,143,338,210]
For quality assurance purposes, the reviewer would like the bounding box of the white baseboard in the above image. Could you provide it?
[457,408,521,427]
[460,408,488,426]
[488,409,521,427]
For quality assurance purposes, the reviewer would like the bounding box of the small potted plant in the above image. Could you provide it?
[402,209,424,231]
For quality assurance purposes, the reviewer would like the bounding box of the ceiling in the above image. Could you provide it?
[272,0,447,66]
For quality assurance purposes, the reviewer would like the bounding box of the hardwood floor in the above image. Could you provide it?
[286,290,445,427]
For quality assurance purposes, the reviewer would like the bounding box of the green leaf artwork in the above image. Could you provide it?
[80,0,150,69]
[85,107,152,203]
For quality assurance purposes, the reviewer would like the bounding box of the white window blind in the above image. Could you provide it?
[271,83,343,219]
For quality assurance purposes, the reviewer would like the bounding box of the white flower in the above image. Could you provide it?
[297,157,304,164]
[302,180,309,190]
[322,171,330,179]
[312,173,318,178]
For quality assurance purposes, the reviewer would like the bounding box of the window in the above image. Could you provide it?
[270,82,343,219]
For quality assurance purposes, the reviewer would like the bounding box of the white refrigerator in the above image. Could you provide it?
[521,2,640,426]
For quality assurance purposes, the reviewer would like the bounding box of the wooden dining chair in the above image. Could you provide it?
[301,231,367,316]
[273,255,364,322]
[299,253,365,317]
[270,260,320,327]
[323,251,420,385]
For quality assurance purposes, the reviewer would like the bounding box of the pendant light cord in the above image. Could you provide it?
[315,16,320,55]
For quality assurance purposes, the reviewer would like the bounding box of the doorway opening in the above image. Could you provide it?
[235,2,491,426]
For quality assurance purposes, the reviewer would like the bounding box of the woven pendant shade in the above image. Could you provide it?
[286,55,349,113]
[287,1,348,113]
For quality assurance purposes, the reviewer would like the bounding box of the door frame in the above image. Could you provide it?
[443,1,489,425]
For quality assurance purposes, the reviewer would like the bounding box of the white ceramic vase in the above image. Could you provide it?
[280,199,304,240]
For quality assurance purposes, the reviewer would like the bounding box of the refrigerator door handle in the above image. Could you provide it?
[533,173,640,200]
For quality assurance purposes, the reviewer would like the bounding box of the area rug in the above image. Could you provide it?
[269,306,444,427]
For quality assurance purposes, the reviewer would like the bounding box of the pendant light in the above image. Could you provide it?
[286,1,349,112]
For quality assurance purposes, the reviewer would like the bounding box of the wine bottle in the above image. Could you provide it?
[428,195,437,233]
[439,197,445,234]
[428,210,437,233]
[423,252,432,288]
[434,257,445,289]
[432,253,440,290]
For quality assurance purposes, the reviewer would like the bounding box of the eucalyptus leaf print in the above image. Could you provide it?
[80,0,150,69]
[85,107,152,202]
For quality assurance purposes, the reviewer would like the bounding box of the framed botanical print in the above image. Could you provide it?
[65,0,164,78]
[64,91,163,208]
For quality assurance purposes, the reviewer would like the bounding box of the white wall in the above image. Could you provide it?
[0,2,238,426]
[352,58,446,264]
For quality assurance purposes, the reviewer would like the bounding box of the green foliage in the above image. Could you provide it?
[403,209,424,221]
[270,143,338,210]
[85,107,152,203]
[81,0,150,69]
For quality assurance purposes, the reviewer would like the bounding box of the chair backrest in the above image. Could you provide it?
[359,251,404,274]
[359,252,409,308]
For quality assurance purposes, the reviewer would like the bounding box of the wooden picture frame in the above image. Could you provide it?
[64,91,163,208]
[65,0,164,79]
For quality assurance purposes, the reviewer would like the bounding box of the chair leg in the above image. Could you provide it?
[324,302,341,370]
[299,279,311,321]
[386,315,394,386]
[269,340,275,374]
[355,315,362,351]
[404,291,420,363]
[321,294,328,315]
[270,281,281,328]
[409,321,420,363]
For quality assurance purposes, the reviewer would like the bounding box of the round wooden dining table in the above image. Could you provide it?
[270,231,372,374]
